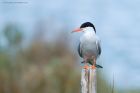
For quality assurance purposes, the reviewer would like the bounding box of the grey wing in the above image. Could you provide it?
[96,39,101,55]
[78,42,83,58]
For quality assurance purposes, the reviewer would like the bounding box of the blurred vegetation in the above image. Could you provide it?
[0,23,140,93]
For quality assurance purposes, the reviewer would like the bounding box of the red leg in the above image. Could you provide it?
[83,56,89,69]
[91,56,96,69]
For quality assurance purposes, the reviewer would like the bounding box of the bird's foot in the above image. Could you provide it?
[84,65,89,69]
[91,65,96,69]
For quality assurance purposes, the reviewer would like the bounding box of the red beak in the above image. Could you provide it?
[72,28,82,33]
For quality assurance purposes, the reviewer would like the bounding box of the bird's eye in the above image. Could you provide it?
[81,28,85,32]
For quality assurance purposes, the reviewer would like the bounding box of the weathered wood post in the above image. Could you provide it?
[81,67,96,93]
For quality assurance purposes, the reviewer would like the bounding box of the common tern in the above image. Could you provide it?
[72,22,102,69]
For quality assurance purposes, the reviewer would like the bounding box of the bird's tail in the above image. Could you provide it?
[95,64,103,68]
[81,61,103,68]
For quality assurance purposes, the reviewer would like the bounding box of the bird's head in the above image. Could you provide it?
[72,22,96,33]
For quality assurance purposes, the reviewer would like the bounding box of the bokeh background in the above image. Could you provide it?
[0,0,140,93]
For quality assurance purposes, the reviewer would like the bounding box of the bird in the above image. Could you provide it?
[72,22,102,69]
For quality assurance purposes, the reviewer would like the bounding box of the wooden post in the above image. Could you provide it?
[81,67,96,93]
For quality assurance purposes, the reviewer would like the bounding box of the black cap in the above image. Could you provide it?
[80,22,96,33]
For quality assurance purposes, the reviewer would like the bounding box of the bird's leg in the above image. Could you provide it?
[83,56,89,69]
[91,56,96,69]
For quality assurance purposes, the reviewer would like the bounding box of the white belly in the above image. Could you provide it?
[80,31,98,58]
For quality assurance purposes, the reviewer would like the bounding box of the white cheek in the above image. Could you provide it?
[82,29,86,32]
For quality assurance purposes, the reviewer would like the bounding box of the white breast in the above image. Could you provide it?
[80,29,96,42]
[80,28,99,58]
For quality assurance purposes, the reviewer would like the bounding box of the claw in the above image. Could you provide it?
[91,65,96,69]
[84,65,89,69]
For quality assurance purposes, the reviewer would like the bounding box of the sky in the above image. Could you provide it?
[0,0,140,89]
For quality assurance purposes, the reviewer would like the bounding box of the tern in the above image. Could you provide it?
[72,22,102,69]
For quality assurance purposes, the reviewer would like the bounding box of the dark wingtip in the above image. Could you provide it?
[95,64,103,68]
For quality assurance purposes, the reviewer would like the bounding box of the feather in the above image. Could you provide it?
[78,42,83,57]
